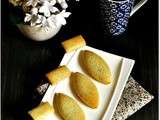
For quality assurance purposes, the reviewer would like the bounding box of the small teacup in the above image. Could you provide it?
[99,0,148,35]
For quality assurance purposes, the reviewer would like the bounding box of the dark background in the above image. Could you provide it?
[2,0,158,119]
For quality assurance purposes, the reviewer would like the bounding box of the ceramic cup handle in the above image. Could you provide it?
[130,0,148,16]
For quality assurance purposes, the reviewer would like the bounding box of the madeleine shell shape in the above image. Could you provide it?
[54,93,85,120]
[79,50,112,84]
[70,72,99,108]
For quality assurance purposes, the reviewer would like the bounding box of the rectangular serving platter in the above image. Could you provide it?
[41,46,135,120]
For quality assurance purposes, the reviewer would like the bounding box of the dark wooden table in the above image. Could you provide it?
[2,0,158,120]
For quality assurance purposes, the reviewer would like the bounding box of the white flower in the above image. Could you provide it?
[48,0,57,5]
[40,10,71,28]
[35,16,53,31]
[31,7,38,15]
[36,16,52,27]
[39,1,59,17]
[25,0,39,7]
[48,10,71,26]
[23,0,72,29]
[60,1,68,9]
[39,0,56,5]
[49,0,57,5]
[57,0,68,9]
[39,16,50,31]
[56,10,71,25]
[24,8,42,26]
[24,14,42,26]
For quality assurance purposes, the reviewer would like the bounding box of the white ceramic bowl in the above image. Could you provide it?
[17,24,62,41]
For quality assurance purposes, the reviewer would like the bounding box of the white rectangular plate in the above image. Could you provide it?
[41,46,135,120]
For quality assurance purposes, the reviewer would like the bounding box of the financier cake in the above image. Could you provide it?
[70,72,99,108]
[46,65,71,85]
[79,50,112,85]
[53,93,85,120]
[28,102,54,120]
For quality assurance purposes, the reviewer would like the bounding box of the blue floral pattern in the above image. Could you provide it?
[100,0,135,35]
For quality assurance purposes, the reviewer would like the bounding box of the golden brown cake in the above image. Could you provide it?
[70,72,99,108]
[61,35,86,53]
[46,65,71,85]
[54,93,85,120]
[79,50,112,84]
[28,102,54,120]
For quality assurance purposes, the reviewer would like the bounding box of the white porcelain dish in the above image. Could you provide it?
[41,46,135,120]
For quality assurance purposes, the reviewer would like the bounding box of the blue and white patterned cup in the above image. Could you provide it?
[99,0,147,35]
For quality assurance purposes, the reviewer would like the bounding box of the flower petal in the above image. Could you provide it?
[39,6,46,13]
[60,2,68,9]
[44,10,51,17]
[32,0,39,7]
[39,0,46,3]
[25,0,39,7]
[49,0,56,5]
[57,0,64,3]
[63,12,71,18]
[36,15,43,23]
[25,0,32,6]
[39,6,51,17]
[60,10,71,18]
[49,6,59,13]
[36,16,50,30]
[43,1,50,6]
[41,16,47,25]
[24,14,32,22]
[56,14,66,25]
[31,7,38,15]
